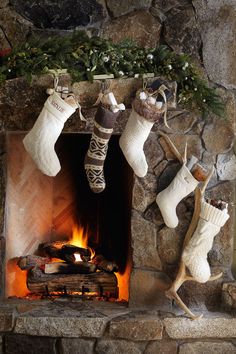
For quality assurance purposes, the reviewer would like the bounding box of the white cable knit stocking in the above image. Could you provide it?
[23,92,76,176]
[182,200,229,283]
[156,165,199,228]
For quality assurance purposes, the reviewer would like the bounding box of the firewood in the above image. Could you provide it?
[17,255,50,270]
[27,267,118,297]
[92,255,118,273]
[44,261,97,274]
[39,241,91,263]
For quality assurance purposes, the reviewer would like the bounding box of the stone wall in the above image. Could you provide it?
[0,0,236,353]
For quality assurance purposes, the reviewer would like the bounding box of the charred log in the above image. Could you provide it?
[17,255,50,270]
[39,241,91,263]
[27,267,118,297]
[44,261,97,274]
[92,255,118,273]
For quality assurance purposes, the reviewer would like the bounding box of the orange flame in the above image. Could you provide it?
[69,224,95,261]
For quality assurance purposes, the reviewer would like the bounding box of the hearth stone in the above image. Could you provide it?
[179,342,236,354]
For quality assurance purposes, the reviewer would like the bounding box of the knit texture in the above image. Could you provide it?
[182,200,229,283]
[156,165,199,228]
[23,92,76,176]
[84,105,120,193]
[119,109,155,177]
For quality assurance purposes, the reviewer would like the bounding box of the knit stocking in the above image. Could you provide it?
[23,92,76,176]
[84,102,121,193]
[119,89,166,177]
[156,165,199,228]
[182,200,229,283]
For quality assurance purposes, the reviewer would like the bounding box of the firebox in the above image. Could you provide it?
[5,132,133,302]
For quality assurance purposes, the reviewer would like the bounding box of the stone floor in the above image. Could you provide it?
[0,299,236,353]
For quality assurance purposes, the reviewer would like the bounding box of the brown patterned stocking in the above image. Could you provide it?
[84,105,120,193]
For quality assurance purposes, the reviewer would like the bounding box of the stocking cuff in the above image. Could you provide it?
[95,105,120,129]
[45,92,76,123]
[132,91,166,123]
[177,165,199,191]
[200,200,229,227]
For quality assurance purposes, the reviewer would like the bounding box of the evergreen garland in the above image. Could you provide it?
[0,31,224,117]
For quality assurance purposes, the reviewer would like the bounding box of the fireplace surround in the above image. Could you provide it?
[0,75,236,353]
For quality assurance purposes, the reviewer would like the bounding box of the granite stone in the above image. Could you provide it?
[96,339,142,354]
[109,312,163,340]
[11,0,106,29]
[106,0,152,17]
[202,119,234,154]
[101,10,162,48]
[179,341,236,354]
[131,211,162,270]
[164,313,236,338]
[5,334,57,354]
[14,303,109,337]
[60,338,95,354]
[145,340,178,354]
[129,269,171,307]
[159,134,202,161]
[193,0,236,89]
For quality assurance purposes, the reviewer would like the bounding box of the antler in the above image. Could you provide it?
[159,131,222,320]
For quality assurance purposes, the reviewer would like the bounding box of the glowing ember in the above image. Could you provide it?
[70,224,95,260]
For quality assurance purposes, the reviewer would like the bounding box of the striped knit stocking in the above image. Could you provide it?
[84,105,120,193]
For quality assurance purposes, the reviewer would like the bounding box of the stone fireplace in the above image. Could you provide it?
[1,0,236,353]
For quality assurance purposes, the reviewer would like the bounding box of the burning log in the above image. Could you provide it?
[44,261,97,274]
[27,267,118,297]
[39,241,91,263]
[17,255,51,270]
[92,255,118,273]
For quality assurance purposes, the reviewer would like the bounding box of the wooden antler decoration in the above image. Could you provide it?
[159,131,222,320]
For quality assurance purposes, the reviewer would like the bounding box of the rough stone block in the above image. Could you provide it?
[222,282,236,311]
[145,340,178,354]
[96,339,142,354]
[193,0,236,89]
[129,269,171,307]
[106,0,152,17]
[202,119,234,154]
[5,334,57,354]
[60,338,95,354]
[0,307,15,332]
[206,182,234,267]
[109,312,163,340]
[164,313,236,338]
[0,8,33,48]
[161,110,198,134]
[144,133,164,172]
[163,3,201,57]
[14,303,109,337]
[101,10,161,48]
[179,341,236,354]
[159,134,202,161]
[157,216,189,265]
[133,173,158,212]
[216,151,236,181]
[131,210,162,270]
[11,0,106,30]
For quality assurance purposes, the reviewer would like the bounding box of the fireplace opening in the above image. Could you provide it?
[5,132,133,302]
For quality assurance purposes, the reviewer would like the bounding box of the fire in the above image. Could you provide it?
[69,224,95,261]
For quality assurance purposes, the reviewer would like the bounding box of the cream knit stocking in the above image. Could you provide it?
[23,92,76,176]
[156,165,199,228]
[119,90,166,177]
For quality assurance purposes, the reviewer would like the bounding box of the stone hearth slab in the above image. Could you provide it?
[1,301,236,340]
[164,312,236,338]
